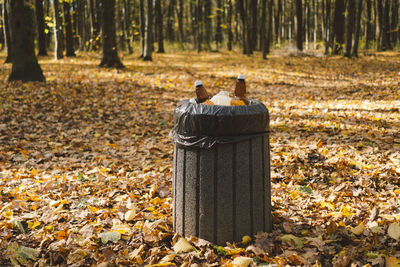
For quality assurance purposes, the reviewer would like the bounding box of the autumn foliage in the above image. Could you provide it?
[1,51,400,266]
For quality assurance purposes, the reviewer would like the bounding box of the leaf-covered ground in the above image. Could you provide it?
[1,50,400,266]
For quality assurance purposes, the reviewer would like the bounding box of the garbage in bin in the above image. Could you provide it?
[171,82,272,245]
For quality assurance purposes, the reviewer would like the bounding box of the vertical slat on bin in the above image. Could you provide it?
[217,144,233,245]
[251,136,264,234]
[185,148,198,236]
[235,141,251,241]
[264,134,272,232]
[199,148,215,241]
[173,147,177,230]
[175,148,185,234]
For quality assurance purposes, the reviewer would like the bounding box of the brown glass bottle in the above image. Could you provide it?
[195,80,214,105]
[231,74,249,105]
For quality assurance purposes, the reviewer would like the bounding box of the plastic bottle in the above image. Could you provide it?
[210,91,232,106]
[231,74,249,106]
[195,80,214,105]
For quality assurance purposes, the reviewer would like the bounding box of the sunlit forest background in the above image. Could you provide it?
[1,0,400,266]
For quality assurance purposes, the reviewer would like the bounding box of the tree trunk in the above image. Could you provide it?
[8,0,45,82]
[122,0,133,54]
[53,0,64,59]
[139,0,145,57]
[304,0,308,49]
[143,0,153,60]
[196,0,202,53]
[215,0,223,49]
[260,0,266,54]
[313,0,317,48]
[263,0,272,59]
[35,0,47,56]
[295,0,303,51]
[352,0,362,57]
[63,1,75,57]
[99,0,124,68]
[391,0,399,47]
[155,0,164,53]
[382,0,391,50]
[376,0,383,50]
[364,0,372,49]
[250,0,257,51]
[344,0,355,57]
[0,4,3,51]
[3,0,12,63]
[246,0,253,54]
[238,0,249,54]
[274,0,281,44]
[227,0,233,50]
[177,0,184,48]
[204,0,212,50]
[166,0,175,41]
[332,0,345,54]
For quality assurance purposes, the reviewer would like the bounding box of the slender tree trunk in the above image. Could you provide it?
[364,0,372,49]
[352,0,362,56]
[382,0,391,50]
[332,0,345,54]
[8,0,45,82]
[392,0,399,47]
[122,0,133,54]
[263,0,273,58]
[177,0,184,48]
[238,0,249,54]
[250,0,257,51]
[196,0,202,53]
[227,0,233,50]
[344,0,355,57]
[54,0,64,59]
[313,0,317,48]
[100,0,124,67]
[166,0,175,41]
[139,0,145,57]
[377,0,383,50]
[63,1,75,56]
[304,0,308,49]
[155,0,164,53]
[35,0,47,56]
[295,0,303,51]
[324,0,331,55]
[246,0,253,54]
[260,0,266,55]
[0,4,3,51]
[215,0,223,49]
[143,0,153,60]
[3,0,12,63]
[274,0,281,44]
[204,0,212,50]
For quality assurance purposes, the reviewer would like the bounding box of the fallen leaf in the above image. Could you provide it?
[99,231,121,244]
[388,222,400,240]
[232,256,253,267]
[173,237,194,253]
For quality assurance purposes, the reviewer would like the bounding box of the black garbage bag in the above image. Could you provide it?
[171,99,269,149]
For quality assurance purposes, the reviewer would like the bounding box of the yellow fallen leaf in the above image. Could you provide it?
[30,168,38,177]
[158,253,176,264]
[350,223,364,235]
[125,210,136,221]
[173,237,194,253]
[232,256,253,267]
[388,222,400,240]
[241,235,252,245]
[28,220,41,229]
[341,204,354,218]
[87,205,100,212]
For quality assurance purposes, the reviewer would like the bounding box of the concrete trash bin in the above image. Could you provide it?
[171,99,271,245]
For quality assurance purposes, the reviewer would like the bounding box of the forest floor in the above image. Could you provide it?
[0,50,400,266]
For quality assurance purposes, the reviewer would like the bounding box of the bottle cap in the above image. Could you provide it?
[238,74,245,80]
[195,80,203,87]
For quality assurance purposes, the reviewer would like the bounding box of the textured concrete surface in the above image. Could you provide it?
[173,133,271,245]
